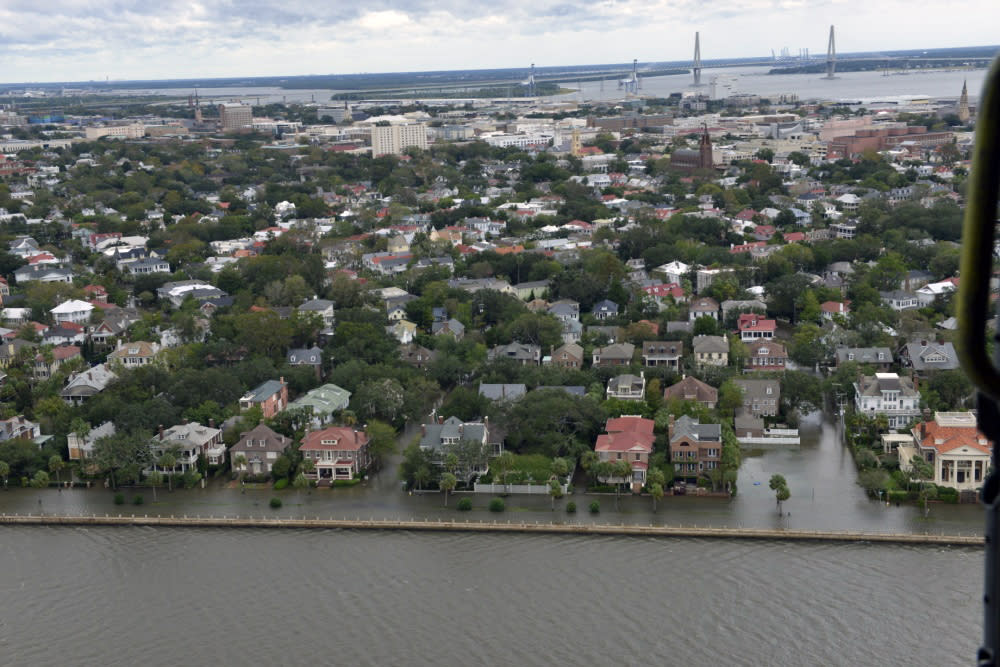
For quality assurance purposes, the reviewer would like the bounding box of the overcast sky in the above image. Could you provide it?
[2,0,998,83]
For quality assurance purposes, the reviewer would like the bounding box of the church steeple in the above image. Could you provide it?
[957,79,970,123]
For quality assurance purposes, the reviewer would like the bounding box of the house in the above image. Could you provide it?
[67,421,116,466]
[606,373,646,401]
[547,299,580,323]
[300,426,371,483]
[821,300,851,321]
[737,313,776,342]
[664,376,718,408]
[107,340,159,368]
[594,416,655,492]
[156,280,229,307]
[746,340,787,372]
[287,346,324,379]
[229,423,291,477]
[900,339,960,374]
[43,322,86,346]
[297,299,336,328]
[479,383,528,401]
[693,335,729,367]
[289,383,352,427]
[669,415,722,483]
[854,372,922,429]
[50,299,94,325]
[641,340,683,370]
[122,257,171,275]
[400,343,437,369]
[239,378,289,418]
[488,342,541,365]
[386,320,417,344]
[0,338,36,368]
[33,344,81,380]
[591,299,619,320]
[654,260,690,285]
[899,412,990,493]
[915,279,958,306]
[61,363,116,405]
[419,416,502,483]
[734,379,780,417]
[720,299,767,320]
[880,290,920,311]
[835,346,893,370]
[549,343,584,369]
[13,264,74,284]
[592,342,635,367]
[432,318,465,339]
[689,297,720,322]
[150,420,225,471]
[0,415,41,442]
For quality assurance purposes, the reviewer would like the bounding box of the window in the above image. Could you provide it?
[634,453,640,461]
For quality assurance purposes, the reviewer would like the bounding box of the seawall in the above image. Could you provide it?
[0,513,983,546]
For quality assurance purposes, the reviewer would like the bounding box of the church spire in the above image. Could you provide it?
[958,79,970,123]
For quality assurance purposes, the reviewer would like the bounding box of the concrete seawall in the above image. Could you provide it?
[0,513,983,546]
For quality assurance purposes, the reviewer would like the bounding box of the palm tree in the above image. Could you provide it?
[413,465,431,492]
[48,455,65,486]
[494,451,515,491]
[0,460,9,488]
[551,457,570,482]
[233,454,248,482]
[548,478,564,509]
[147,471,163,502]
[647,469,666,512]
[580,451,599,483]
[769,474,790,515]
[440,472,457,506]
[613,459,633,500]
[159,452,177,491]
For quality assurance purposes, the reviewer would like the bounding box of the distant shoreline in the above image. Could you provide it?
[0,513,982,546]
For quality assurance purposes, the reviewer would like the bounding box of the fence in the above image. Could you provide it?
[472,482,570,495]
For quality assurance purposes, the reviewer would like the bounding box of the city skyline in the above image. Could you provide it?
[1,0,999,83]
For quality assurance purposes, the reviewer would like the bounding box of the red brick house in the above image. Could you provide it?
[746,340,788,371]
[238,378,289,418]
[594,416,655,492]
[300,426,371,483]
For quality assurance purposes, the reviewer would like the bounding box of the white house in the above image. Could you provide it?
[853,373,922,429]
[50,299,94,325]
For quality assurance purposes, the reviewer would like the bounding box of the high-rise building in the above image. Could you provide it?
[218,103,252,132]
[371,123,428,157]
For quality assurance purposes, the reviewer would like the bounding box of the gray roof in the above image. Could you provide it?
[478,383,527,401]
[835,347,893,364]
[419,416,487,452]
[242,379,285,403]
[297,299,334,312]
[903,340,959,371]
[671,415,721,443]
[534,385,586,396]
[693,335,728,353]
[288,347,322,365]
[488,342,541,362]
[734,378,780,401]
[855,373,919,398]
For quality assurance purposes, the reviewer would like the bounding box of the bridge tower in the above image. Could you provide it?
[525,63,537,97]
[693,32,703,86]
[825,25,836,79]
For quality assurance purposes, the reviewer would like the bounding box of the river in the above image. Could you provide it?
[0,526,980,665]
[0,415,985,664]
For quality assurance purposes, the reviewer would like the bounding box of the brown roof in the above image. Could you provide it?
[300,426,369,452]
[664,376,718,403]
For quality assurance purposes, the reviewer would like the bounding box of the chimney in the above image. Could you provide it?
[209,418,215,429]
[181,418,188,426]
[158,424,164,441]
[668,414,675,440]
[280,376,285,385]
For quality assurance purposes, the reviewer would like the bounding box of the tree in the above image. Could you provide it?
[494,451,515,490]
[440,472,457,506]
[271,454,292,480]
[365,420,397,473]
[613,459,633,501]
[548,478,564,509]
[233,454,248,482]
[292,472,310,489]
[31,470,50,489]
[0,460,8,487]
[781,371,824,416]
[93,430,153,491]
[769,474,790,515]
[158,451,177,491]
[909,455,936,517]
[48,455,65,486]
[138,466,159,500]
[413,465,431,491]
[551,457,570,481]
[648,468,666,512]
[717,380,743,421]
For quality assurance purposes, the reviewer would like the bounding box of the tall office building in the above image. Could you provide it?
[371,123,428,157]
[218,103,252,132]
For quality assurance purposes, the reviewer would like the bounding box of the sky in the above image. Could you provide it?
[2,0,999,83]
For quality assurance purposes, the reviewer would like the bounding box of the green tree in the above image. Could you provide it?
[613,459,633,500]
[769,474,790,515]
[94,430,153,491]
[293,472,310,489]
[48,455,65,486]
[909,455,936,517]
[551,457,570,481]
[158,451,178,491]
[31,470,50,489]
[439,472,457,507]
[648,468,666,512]
[0,460,9,487]
[413,465,431,491]
[271,454,291,480]
[233,454,248,481]
[147,470,163,502]
[365,420,397,473]
[548,478,564,509]
[781,371,824,416]
[494,451,515,490]
[717,380,743,421]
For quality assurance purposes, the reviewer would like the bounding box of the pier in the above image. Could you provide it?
[0,513,982,546]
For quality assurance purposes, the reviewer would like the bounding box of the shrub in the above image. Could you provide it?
[589,501,600,514]
[936,486,959,503]
[457,498,473,511]
[587,484,616,493]
[269,497,282,509]
[887,489,910,504]
[566,501,577,513]
[132,495,144,506]
[489,498,505,513]
[332,479,361,488]
[273,478,289,490]
[113,493,125,505]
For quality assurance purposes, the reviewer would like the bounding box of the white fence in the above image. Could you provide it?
[737,428,801,447]
[473,482,570,495]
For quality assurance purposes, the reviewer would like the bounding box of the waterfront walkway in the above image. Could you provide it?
[0,513,983,546]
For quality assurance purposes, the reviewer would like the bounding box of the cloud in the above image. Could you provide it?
[0,0,997,82]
